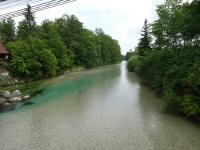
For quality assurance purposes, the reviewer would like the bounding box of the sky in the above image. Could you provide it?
[4,0,166,54]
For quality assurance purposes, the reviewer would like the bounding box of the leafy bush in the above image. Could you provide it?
[127,55,141,72]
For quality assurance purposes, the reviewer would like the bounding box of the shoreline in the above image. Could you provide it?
[0,62,121,88]
[0,66,85,88]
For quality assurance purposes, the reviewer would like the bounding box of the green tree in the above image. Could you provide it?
[125,49,134,61]
[17,5,36,39]
[4,11,121,81]
[152,0,183,48]
[128,0,200,118]
[81,29,101,68]
[55,15,84,65]
[137,19,152,56]
[0,18,15,43]
[7,37,58,80]
[39,20,73,71]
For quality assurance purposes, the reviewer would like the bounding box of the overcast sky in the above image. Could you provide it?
[12,0,166,54]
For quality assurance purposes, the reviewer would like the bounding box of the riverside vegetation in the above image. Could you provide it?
[0,5,121,81]
[127,0,200,119]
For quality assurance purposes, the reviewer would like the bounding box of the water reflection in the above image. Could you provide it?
[137,77,200,150]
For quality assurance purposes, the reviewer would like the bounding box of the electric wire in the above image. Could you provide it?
[0,0,47,10]
[0,0,76,19]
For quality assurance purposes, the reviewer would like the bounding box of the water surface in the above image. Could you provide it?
[0,62,200,150]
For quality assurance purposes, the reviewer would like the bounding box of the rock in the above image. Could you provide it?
[0,72,9,80]
[11,90,21,98]
[14,79,19,84]
[0,98,6,106]
[3,102,11,107]
[9,97,22,102]
[2,91,11,98]
[22,95,30,100]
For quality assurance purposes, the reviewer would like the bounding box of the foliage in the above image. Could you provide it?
[0,5,121,81]
[0,18,15,43]
[17,5,36,39]
[127,0,200,118]
[6,38,57,79]
[125,50,134,61]
[127,55,141,73]
[136,19,152,56]
[96,29,121,65]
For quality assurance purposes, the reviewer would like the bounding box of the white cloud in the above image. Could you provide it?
[13,0,166,54]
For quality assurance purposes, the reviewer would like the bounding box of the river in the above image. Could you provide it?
[0,62,200,150]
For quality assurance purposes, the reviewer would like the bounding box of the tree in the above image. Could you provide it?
[5,11,121,80]
[7,37,58,79]
[0,18,15,43]
[125,49,134,61]
[128,0,200,118]
[55,15,85,65]
[81,29,101,68]
[152,0,183,48]
[39,20,73,71]
[17,5,36,39]
[137,19,152,56]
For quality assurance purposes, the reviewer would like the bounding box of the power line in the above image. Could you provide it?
[0,0,47,10]
[0,0,62,17]
[0,0,27,7]
[0,0,77,19]
[0,0,55,12]
[0,0,30,8]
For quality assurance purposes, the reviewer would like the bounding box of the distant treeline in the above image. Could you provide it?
[0,5,121,80]
[127,0,200,118]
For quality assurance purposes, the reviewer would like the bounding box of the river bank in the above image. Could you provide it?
[0,63,121,112]
[0,66,85,87]
[0,66,84,112]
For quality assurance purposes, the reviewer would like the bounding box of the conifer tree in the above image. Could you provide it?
[137,19,152,56]
[17,5,36,39]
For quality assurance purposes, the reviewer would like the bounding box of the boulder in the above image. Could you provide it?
[11,90,21,98]
[22,95,30,100]
[2,91,11,98]
[9,97,22,102]
[0,98,6,106]
[3,102,10,107]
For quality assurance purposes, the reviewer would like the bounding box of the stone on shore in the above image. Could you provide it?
[9,97,22,102]
[11,90,21,98]
[0,90,31,110]
[22,95,30,100]
[3,102,11,107]
[2,91,11,99]
[0,98,6,106]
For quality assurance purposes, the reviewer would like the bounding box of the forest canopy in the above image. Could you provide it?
[0,5,121,80]
[127,0,200,118]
